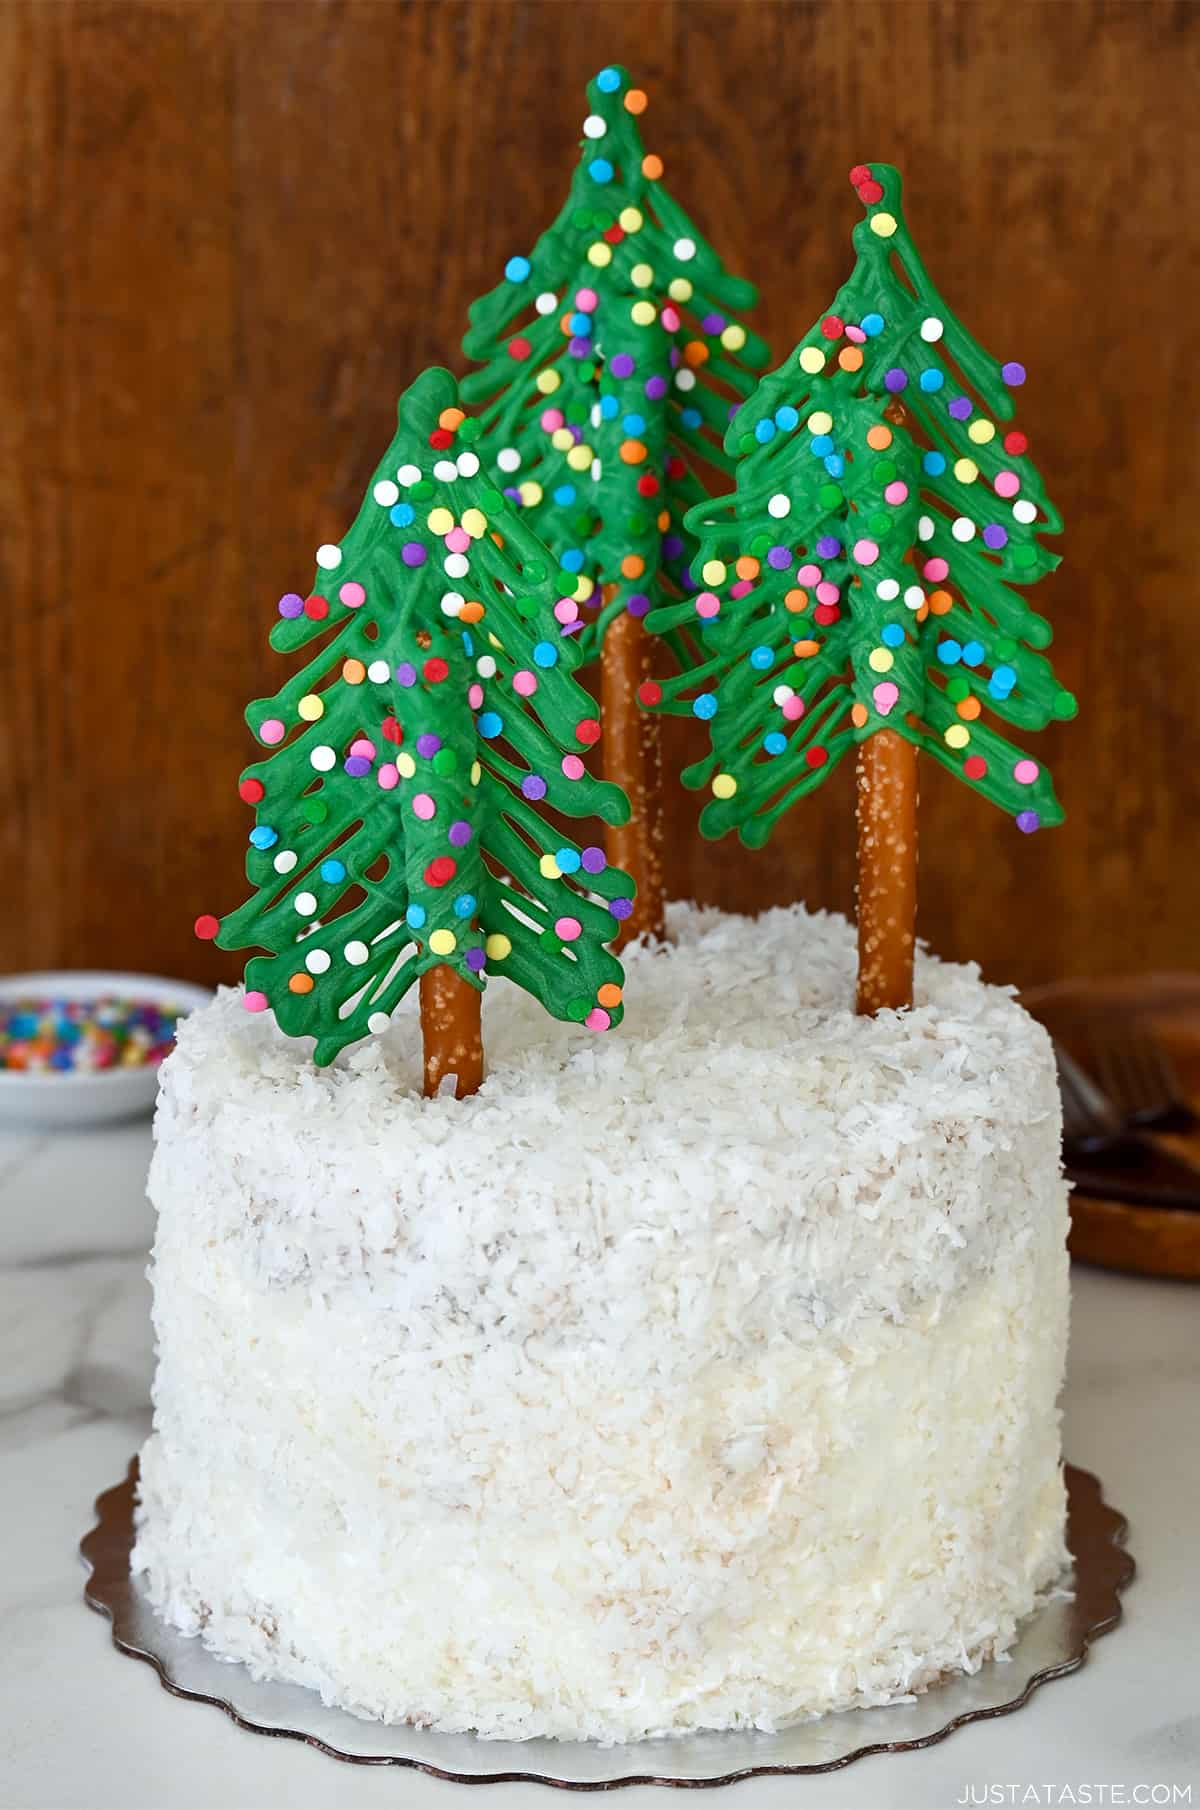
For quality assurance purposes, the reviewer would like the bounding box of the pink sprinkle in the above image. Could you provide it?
[445,527,470,553]
[845,324,867,344]
[468,683,484,709]
[339,581,366,608]
[541,408,565,432]
[924,556,950,582]
[350,737,376,761]
[585,1007,611,1032]
[554,598,579,624]
[883,480,909,505]
[259,718,286,745]
[873,680,900,716]
[561,754,585,780]
[555,915,582,942]
[782,696,805,721]
[378,763,399,790]
[815,581,840,606]
[243,991,269,1013]
[994,470,1021,498]
[512,669,538,697]
[695,591,721,619]
[797,562,821,586]
[853,538,879,566]
[661,305,681,332]
[412,792,436,820]
[1014,758,1040,785]
[730,579,754,598]
[574,287,598,312]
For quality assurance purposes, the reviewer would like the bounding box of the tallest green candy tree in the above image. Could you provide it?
[647,164,1076,1012]
[461,65,768,944]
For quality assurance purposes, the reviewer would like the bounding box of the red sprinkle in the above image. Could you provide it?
[821,314,844,340]
[425,856,457,887]
[423,657,450,684]
[381,715,403,745]
[805,746,828,769]
[1004,431,1028,456]
[637,680,662,707]
[238,777,264,804]
[964,755,988,780]
[848,163,872,186]
[508,336,532,361]
[304,594,329,620]
[429,427,455,450]
[194,914,220,940]
[575,717,602,746]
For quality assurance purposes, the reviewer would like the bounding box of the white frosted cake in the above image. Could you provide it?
[133,902,1070,1744]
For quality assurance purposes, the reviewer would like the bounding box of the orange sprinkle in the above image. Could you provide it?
[656,507,670,531]
[490,530,505,548]
[866,424,893,450]
[642,153,663,180]
[437,406,464,432]
[957,695,982,720]
[794,638,821,657]
[916,603,930,623]
[683,339,710,367]
[597,981,623,1007]
[624,89,647,115]
[851,702,869,728]
[785,588,810,613]
[621,553,645,579]
[459,600,485,625]
[619,438,648,465]
[838,346,864,372]
[560,312,575,336]
[342,658,366,684]
[929,588,953,615]
[289,973,314,995]
[735,555,760,580]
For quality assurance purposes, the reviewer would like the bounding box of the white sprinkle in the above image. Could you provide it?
[441,591,465,617]
[767,494,791,519]
[305,949,331,975]
[920,317,944,342]
[918,514,936,542]
[444,553,470,579]
[456,451,480,478]
[309,746,336,772]
[294,890,317,915]
[344,941,369,966]
[496,447,521,474]
[367,1011,390,1034]
[315,544,342,570]
[367,660,390,683]
[534,292,557,315]
[952,517,976,542]
[476,655,498,678]
[582,113,606,139]
[674,236,696,261]
[877,579,900,601]
[397,463,422,487]
[1012,499,1037,524]
[373,479,399,507]
[433,459,458,482]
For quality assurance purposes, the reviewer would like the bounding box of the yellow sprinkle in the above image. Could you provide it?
[461,507,487,539]
[711,773,737,800]
[573,574,592,602]
[297,694,324,721]
[870,211,898,238]
[954,458,979,485]
[631,262,654,288]
[619,206,644,233]
[517,481,543,507]
[668,276,694,302]
[485,933,512,960]
[631,300,657,326]
[868,647,894,672]
[808,410,833,435]
[721,323,747,351]
[550,427,575,452]
[587,241,613,267]
[396,754,417,781]
[566,444,592,471]
[944,723,971,749]
[470,760,482,785]
[798,345,825,374]
[428,929,456,956]
[968,419,996,444]
[701,559,727,586]
[427,506,454,535]
[539,854,562,879]
[535,368,560,394]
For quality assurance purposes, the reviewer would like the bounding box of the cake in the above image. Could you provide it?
[133,902,1070,1744]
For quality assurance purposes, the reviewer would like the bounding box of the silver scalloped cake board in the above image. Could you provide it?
[81,1459,1132,1789]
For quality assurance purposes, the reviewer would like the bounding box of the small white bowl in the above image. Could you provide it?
[0,971,213,1129]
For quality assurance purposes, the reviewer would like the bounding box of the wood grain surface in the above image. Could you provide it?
[1,0,1196,990]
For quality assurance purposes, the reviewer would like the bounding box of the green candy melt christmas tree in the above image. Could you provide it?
[461,65,769,943]
[199,368,634,1094]
[646,163,1076,1014]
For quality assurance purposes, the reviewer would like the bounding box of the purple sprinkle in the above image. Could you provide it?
[522,774,548,800]
[626,593,650,618]
[728,401,740,420]
[609,897,634,920]
[568,337,591,358]
[1016,810,1040,834]
[610,353,635,379]
[816,535,842,558]
[570,424,585,444]
[562,618,586,635]
[395,662,417,687]
[277,592,304,618]
[702,312,725,334]
[503,485,523,503]
[662,534,684,560]
[448,820,473,847]
[344,756,371,778]
[1001,361,1026,387]
[884,367,908,392]
[643,373,667,401]
[581,846,606,874]
[948,397,972,421]
[767,546,793,570]
[416,733,441,758]
[982,524,1008,550]
[465,947,486,972]
[401,542,427,567]
[669,346,681,368]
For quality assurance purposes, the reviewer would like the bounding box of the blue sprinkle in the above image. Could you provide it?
[406,903,427,930]
[596,66,621,92]
[560,548,585,573]
[749,645,774,670]
[861,312,885,337]
[923,451,947,477]
[693,693,718,720]
[389,502,415,527]
[505,255,531,283]
[453,893,477,918]
[881,623,905,647]
[992,663,1016,688]
[533,641,559,667]
[589,158,614,184]
[249,825,277,850]
[824,454,845,478]
[961,639,986,666]
[569,311,593,336]
[622,412,646,435]
[919,368,945,393]
[937,640,963,665]
[599,394,619,419]
[810,434,834,458]
[462,630,475,656]
[556,847,582,874]
[320,859,347,884]
[680,406,702,429]
[763,731,788,756]
[553,484,577,506]
[754,419,776,444]
[775,405,799,432]
[477,711,504,738]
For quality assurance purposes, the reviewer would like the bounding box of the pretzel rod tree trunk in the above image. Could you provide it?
[855,730,918,1014]
[600,586,665,947]
[420,966,485,1098]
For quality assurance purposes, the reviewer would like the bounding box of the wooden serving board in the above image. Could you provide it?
[1025,975,1200,1281]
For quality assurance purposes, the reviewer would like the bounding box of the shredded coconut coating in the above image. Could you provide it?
[134,902,1070,1743]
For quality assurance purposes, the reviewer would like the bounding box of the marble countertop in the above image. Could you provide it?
[1,1116,1196,1810]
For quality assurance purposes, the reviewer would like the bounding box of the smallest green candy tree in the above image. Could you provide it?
[197,369,635,1096]
[647,164,1077,1014]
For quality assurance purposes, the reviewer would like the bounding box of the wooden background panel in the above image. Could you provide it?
[0,0,1196,992]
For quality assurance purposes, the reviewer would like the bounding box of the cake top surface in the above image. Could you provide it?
[154,902,1062,1347]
